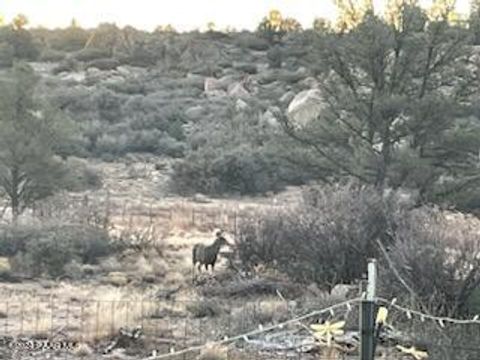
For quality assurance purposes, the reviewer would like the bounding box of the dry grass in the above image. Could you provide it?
[0,283,159,342]
[197,343,228,360]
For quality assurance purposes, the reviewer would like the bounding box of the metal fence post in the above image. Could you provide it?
[360,259,377,360]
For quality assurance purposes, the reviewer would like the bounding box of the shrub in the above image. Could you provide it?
[0,257,12,278]
[0,28,40,60]
[73,48,111,62]
[39,48,66,62]
[49,26,90,52]
[379,207,480,317]
[236,184,396,291]
[0,223,114,278]
[63,158,102,192]
[267,44,283,68]
[234,32,270,51]
[0,41,14,67]
[86,58,120,70]
[197,344,228,360]
[26,236,75,278]
[187,298,225,318]
[51,58,79,75]
[172,146,282,195]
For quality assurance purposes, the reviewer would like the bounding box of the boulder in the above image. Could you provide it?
[287,89,326,128]
[192,193,211,203]
[185,73,205,89]
[185,105,205,120]
[204,77,223,94]
[86,58,120,71]
[260,109,281,129]
[228,82,250,99]
[279,91,296,104]
[235,99,249,112]
[331,284,357,299]
[233,62,258,74]
[106,272,129,286]
[300,76,320,89]
[0,257,11,275]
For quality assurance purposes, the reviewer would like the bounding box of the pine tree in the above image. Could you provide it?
[0,63,71,220]
[283,6,480,210]
[470,0,480,44]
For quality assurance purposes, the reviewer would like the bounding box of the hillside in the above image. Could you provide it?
[2,10,480,359]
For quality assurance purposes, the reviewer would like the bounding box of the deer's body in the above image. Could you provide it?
[192,235,229,272]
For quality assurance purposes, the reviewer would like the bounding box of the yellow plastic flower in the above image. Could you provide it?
[396,345,429,360]
[376,306,388,325]
[311,320,345,347]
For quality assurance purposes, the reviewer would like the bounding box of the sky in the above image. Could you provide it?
[0,0,472,31]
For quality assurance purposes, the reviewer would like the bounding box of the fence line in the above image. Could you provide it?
[142,298,362,360]
[2,295,480,358]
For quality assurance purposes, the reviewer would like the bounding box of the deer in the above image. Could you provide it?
[192,230,231,273]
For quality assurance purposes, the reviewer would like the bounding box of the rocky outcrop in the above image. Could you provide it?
[287,89,325,128]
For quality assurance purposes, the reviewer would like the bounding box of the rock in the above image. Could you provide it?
[306,283,323,297]
[217,75,239,89]
[192,193,211,203]
[73,343,94,357]
[260,109,280,129]
[280,91,296,104]
[235,99,249,112]
[228,82,250,99]
[233,62,258,74]
[300,76,320,89]
[60,71,85,82]
[287,89,326,128]
[185,73,205,89]
[331,284,357,299]
[86,58,120,71]
[0,257,11,275]
[106,272,129,286]
[204,78,225,97]
[116,65,132,76]
[185,105,205,120]
[204,75,239,96]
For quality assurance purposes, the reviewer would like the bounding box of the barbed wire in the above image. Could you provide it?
[376,297,480,326]
[142,298,362,360]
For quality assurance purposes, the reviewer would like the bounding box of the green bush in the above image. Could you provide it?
[0,28,40,60]
[86,58,120,70]
[236,184,396,291]
[172,146,282,195]
[379,207,480,317]
[0,41,14,67]
[49,27,90,52]
[0,224,114,278]
[63,158,102,192]
[73,48,111,62]
[235,33,270,51]
[187,298,225,318]
[39,48,67,62]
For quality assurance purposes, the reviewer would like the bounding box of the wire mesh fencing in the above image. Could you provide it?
[2,296,480,359]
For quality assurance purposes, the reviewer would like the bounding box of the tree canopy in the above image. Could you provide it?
[283,2,480,211]
[0,63,72,219]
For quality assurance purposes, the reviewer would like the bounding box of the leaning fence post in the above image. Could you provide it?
[360,259,377,360]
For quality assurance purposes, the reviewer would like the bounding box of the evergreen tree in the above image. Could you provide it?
[470,0,480,44]
[283,5,480,210]
[0,63,71,220]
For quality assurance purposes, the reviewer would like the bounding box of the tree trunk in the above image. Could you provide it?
[10,166,20,223]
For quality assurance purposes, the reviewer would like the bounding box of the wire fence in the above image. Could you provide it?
[27,191,283,237]
[1,296,480,359]
[0,297,356,359]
